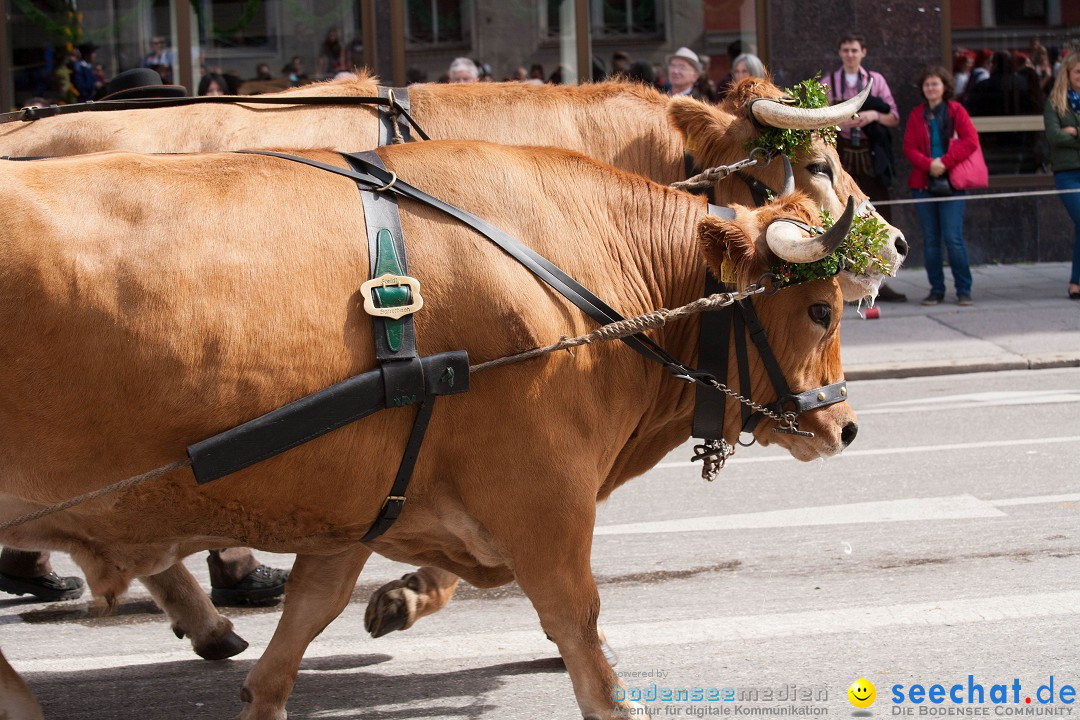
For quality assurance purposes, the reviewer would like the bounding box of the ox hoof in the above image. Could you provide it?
[364,586,412,638]
[194,630,249,661]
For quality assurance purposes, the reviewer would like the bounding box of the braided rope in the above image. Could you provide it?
[0,459,192,532]
[0,285,769,532]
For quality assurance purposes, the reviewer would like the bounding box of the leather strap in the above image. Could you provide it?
[377,86,413,146]
[348,151,418,364]
[361,397,436,541]
[0,95,431,139]
[691,271,731,441]
[187,351,469,484]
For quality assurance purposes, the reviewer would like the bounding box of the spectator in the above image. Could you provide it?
[953,50,976,99]
[695,53,718,102]
[447,57,479,84]
[142,35,175,84]
[318,28,346,76]
[715,39,744,102]
[971,49,994,86]
[98,67,186,101]
[253,63,273,81]
[823,32,905,302]
[903,66,980,306]
[966,51,1035,117]
[1032,42,1055,95]
[611,51,632,77]
[478,62,495,82]
[623,60,656,86]
[72,44,98,102]
[529,63,545,81]
[511,66,529,81]
[1043,51,1080,300]
[198,73,229,96]
[665,47,706,100]
[729,52,766,91]
[282,56,307,86]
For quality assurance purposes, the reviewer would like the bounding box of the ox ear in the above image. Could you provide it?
[696,213,764,286]
[667,96,733,155]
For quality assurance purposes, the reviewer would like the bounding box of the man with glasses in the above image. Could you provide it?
[142,36,175,84]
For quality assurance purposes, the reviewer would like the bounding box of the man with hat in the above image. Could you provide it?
[99,67,188,101]
[665,46,707,101]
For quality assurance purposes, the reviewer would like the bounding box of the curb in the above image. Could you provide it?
[845,354,1080,381]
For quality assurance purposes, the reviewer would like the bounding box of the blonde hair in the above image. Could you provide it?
[1050,51,1080,116]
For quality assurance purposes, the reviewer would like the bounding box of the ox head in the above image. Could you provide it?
[669,77,908,302]
[696,192,858,460]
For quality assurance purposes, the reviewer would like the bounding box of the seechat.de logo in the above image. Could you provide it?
[849,678,877,708]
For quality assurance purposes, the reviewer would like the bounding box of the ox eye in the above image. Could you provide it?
[808,303,832,329]
[806,162,832,180]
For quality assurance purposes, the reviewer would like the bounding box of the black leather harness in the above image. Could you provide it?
[186,149,849,539]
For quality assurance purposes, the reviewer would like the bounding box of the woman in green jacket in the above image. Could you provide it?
[1044,52,1080,299]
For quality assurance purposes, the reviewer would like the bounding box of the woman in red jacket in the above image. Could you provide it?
[903,65,981,306]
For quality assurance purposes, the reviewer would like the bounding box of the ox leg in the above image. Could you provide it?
[239,545,371,720]
[0,648,44,720]
[364,565,460,637]
[140,563,249,661]
[511,507,647,720]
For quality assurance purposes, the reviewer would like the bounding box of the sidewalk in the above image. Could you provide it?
[841,262,1080,380]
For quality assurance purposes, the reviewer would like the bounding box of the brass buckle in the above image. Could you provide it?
[360,274,424,318]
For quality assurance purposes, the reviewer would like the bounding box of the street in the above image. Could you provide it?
[4,366,1079,719]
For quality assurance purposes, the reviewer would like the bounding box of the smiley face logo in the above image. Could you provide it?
[848,678,876,708]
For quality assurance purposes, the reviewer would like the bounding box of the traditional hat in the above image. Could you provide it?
[665,47,702,73]
[100,67,188,100]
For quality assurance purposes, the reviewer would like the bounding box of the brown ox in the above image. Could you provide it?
[0,141,856,719]
[0,74,905,653]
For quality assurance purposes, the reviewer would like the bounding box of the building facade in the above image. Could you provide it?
[3,0,1077,264]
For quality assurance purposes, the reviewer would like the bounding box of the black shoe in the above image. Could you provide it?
[877,284,908,302]
[921,293,944,306]
[210,564,289,607]
[0,571,85,602]
[957,294,974,306]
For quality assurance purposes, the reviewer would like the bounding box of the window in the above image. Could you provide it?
[591,0,662,39]
[545,0,664,40]
[406,0,469,47]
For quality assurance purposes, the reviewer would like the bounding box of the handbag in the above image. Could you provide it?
[927,173,953,196]
[948,143,989,189]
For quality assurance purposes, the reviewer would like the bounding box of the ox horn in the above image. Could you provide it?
[766,196,855,264]
[781,155,795,197]
[751,78,872,130]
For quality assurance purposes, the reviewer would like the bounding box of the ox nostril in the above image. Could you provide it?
[894,235,909,258]
[841,422,859,447]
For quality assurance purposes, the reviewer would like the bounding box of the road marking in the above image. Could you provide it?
[991,493,1080,507]
[593,494,1005,536]
[11,591,1080,672]
[607,591,1080,646]
[856,390,1080,416]
[656,435,1080,468]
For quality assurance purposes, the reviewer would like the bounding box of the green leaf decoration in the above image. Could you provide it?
[770,209,892,287]
[745,73,839,160]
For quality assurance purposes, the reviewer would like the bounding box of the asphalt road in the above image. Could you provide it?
[4,367,1079,719]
